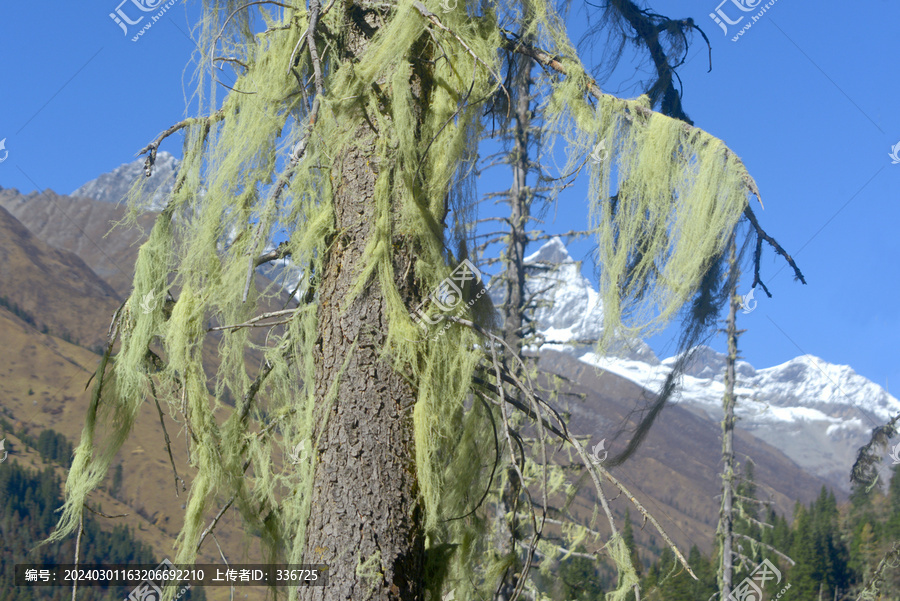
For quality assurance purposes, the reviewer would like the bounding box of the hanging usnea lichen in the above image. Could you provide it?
[589,97,750,348]
[539,73,756,354]
[48,1,773,599]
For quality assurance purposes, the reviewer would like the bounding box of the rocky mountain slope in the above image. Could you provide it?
[0,154,865,584]
[72,150,179,211]
[0,186,156,296]
[527,238,900,493]
[0,203,120,350]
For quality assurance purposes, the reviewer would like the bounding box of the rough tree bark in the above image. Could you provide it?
[501,49,533,354]
[718,238,742,599]
[300,9,431,601]
[495,37,535,601]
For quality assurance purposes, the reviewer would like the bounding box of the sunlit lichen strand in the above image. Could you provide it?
[49,1,759,599]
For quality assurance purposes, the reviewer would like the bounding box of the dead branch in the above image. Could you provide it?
[137,110,226,176]
[207,309,298,333]
[83,503,128,519]
[149,379,186,497]
[732,532,795,565]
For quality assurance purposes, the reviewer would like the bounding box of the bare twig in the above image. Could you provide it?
[740,515,774,530]
[412,2,510,112]
[137,110,225,176]
[733,494,773,506]
[149,380,187,497]
[71,513,84,601]
[743,205,807,293]
[733,532,795,565]
[532,544,599,561]
[211,532,235,601]
[207,309,297,333]
[600,468,697,580]
[215,1,294,52]
[196,496,236,553]
[254,241,292,266]
[83,503,128,519]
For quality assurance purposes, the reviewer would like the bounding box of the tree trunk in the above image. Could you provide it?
[300,9,428,601]
[496,38,534,601]
[718,238,742,599]
[502,51,533,353]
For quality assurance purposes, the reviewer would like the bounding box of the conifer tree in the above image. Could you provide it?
[482,3,727,595]
[622,508,641,580]
[46,1,804,599]
[887,464,900,539]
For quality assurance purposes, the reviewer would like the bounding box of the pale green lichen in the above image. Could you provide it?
[356,549,384,600]
[50,1,759,599]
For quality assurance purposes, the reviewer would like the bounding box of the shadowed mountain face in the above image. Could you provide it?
[0,203,120,350]
[0,156,851,577]
[537,350,834,555]
[0,187,156,296]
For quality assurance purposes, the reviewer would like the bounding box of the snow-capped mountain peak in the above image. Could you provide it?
[511,238,899,492]
[72,151,179,211]
[524,235,573,264]
[753,355,900,421]
[584,344,900,491]
[506,237,658,363]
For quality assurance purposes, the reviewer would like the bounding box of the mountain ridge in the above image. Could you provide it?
[526,239,899,493]
[0,154,863,583]
[65,154,897,493]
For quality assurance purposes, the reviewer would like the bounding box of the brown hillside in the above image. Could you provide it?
[0,185,840,588]
[538,350,834,560]
[0,204,278,600]
[0,204,120,351]
[0,187,154,297]
[0,306,269,601]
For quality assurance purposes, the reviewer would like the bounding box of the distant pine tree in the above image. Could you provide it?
[0,461,205,601]
[622,509,641,579]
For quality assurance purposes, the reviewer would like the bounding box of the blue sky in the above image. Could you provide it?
[0,1,897,398]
